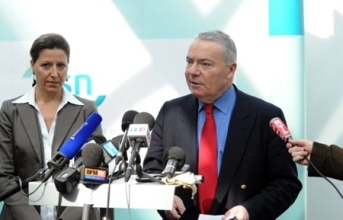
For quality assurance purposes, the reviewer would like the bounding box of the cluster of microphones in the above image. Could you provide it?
[0,109,189,204]
[53,109,160,194]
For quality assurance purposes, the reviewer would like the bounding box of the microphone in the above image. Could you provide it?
[78,143,108,220]
[125,112,155,182]
[80,143,108,185]
[53,134,107,194]
[270,117,343,200]
[101,137,120,165]
[92,134,107,145]
[122,110,139,132]
[269,117,293,141]
[114,110,138,166]
[54,157,83,194]
[42,112,102,182]
[90,134,118,166]
[162,147,186,179]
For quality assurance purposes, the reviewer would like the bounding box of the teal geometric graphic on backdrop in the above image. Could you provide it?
[22,67,32,79]
[112,0,241,39]
[0,0,303,41]
[269,0,304,35]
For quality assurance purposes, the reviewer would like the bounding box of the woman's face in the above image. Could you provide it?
[31,48,68,94]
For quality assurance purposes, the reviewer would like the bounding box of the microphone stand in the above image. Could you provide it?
[104,156,128,220]
[134,154,165,184]
[0,168,47,201]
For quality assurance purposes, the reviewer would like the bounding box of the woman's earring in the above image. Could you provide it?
[33,74,36,81]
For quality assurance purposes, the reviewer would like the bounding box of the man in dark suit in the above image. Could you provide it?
[143,30,302,220]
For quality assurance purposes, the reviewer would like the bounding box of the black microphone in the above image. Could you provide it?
[53,134,107,194]
[54,157,83,194]
[162,147,186,179]
[125,112,155,182]
[80,143,108,185]
[114,110,138,166]
[42,112,102,182]
[79,143,107,220]
[92,134,107,145]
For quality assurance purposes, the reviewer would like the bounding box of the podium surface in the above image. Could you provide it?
[29,175,175,210]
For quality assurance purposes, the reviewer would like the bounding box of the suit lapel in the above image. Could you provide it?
[177,96,198,174]
[212,89,256,213]
[52,103,82,155]
[17,104,42,163]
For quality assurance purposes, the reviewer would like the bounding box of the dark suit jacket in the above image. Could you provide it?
[143,85,302,220]
[308,142,343,180]
[0,95,102,220]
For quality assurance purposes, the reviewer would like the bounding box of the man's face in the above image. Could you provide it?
[185,38,236,103]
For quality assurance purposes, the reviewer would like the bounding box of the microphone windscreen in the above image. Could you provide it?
[59,112,102,159]
[162,146,186,170]
[111,135,123,147]
[133,112,155,130]
[92,135,107,144]
[82,143,103,167]
[121,110,138,131]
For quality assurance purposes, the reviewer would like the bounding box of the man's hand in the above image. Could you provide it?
[222,205,249,220]
[165,195,186,220]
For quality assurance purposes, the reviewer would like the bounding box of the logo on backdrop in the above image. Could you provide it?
[23,68,106,107]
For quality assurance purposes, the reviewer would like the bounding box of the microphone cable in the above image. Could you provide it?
[304,156,343,199]
[15,176,44,197]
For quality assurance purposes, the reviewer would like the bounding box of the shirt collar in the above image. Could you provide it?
[12,86,83,106]
[198,85,236,113]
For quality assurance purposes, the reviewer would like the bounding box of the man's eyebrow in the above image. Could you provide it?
[186,56,212,62]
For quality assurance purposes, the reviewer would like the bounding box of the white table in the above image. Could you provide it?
[29,175,176,210]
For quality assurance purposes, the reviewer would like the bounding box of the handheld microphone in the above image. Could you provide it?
[125,112,155,182]
[269,117,293,141]
[42,112,102,182]
[269,116,343,199]
[80,143,108,184]
[162,147,186,179]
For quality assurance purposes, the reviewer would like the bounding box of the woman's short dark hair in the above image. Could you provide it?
[30,33,70,64]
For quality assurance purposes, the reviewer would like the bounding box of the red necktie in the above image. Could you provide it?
[198,103,217,214]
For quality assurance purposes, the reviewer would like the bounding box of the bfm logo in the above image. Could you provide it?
[85,168,107,177]
[23,68,106,107]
